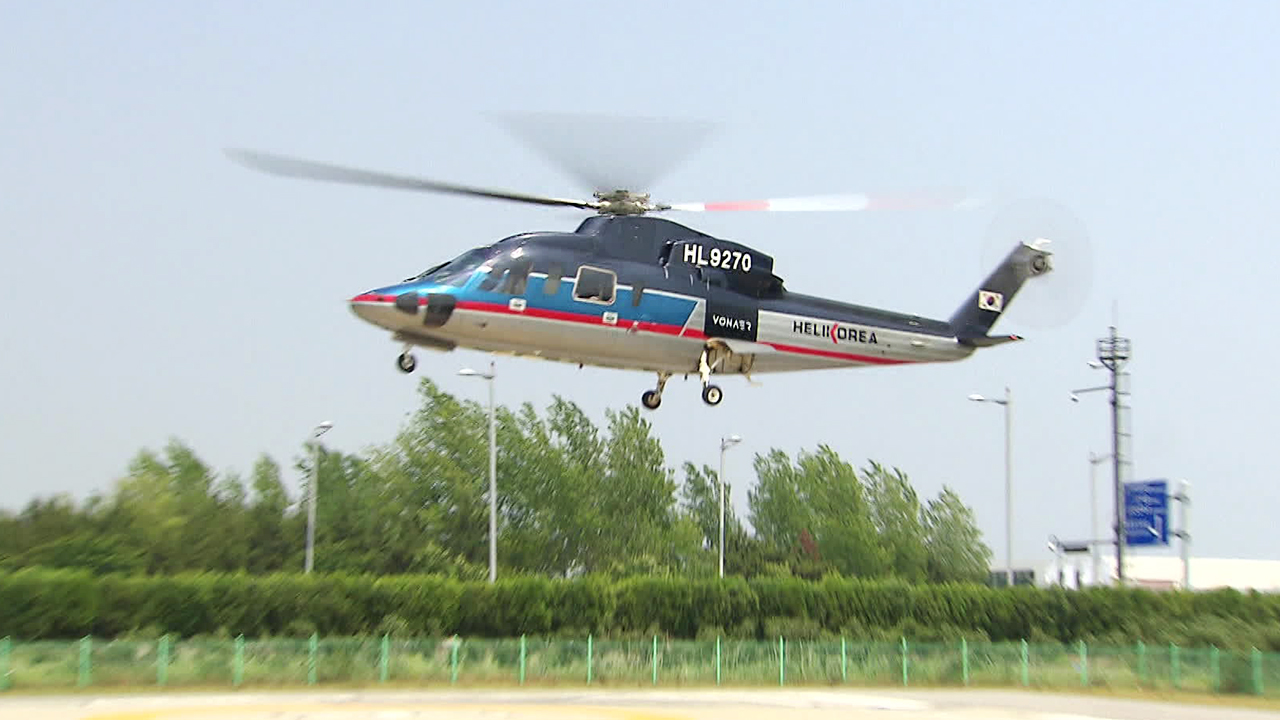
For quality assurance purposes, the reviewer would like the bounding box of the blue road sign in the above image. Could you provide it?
[1124,479,1170,546]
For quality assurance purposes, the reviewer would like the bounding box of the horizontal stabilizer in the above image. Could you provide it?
[960,334,1024,348]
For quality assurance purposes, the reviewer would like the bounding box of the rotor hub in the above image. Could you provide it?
[590,190,669,216]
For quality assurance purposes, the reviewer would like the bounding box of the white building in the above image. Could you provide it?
[1037,553,1280,592]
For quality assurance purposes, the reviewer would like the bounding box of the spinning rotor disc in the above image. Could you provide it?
[226,113,988,219]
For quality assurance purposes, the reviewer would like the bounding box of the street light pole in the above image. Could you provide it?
[459,361,498,583]
[968,388,1012,587]
[719,435,742,579]
[1004,387,1012,588]
[1088,451,1110,584]
[304,420,333,574]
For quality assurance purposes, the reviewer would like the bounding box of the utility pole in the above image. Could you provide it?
[1072,325,1132,586]
[1096,326,1131,585]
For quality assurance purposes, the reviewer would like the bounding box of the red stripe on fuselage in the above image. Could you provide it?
[759,341,911,365]
[349,295,917,366]
[452,301,914,366]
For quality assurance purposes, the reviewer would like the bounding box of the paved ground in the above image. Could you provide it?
[1,688,1277,720]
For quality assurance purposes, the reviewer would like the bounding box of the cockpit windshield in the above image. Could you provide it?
[410,247,494,287]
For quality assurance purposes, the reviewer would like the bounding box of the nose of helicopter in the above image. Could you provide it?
[349,287,453,330]
[348,292,398,329]
[349,289,418,328]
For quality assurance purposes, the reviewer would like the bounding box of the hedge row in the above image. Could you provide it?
[4,569,1280,649]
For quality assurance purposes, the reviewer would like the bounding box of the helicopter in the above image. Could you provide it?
[227,144,1065,410]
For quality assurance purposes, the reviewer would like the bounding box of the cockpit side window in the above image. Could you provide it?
[478,267,507,292]
[476,246,536,294]
[416,247,493,287]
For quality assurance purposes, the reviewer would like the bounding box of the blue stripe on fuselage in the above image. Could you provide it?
[394,272,700,330]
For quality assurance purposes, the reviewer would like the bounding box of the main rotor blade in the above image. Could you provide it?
[490,111,720,193]
[665,191,988,213]
[225,149,599,210]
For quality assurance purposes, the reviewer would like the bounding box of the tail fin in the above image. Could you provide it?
[949,239,1053,342]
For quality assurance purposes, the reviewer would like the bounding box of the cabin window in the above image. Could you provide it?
[501,259,532,295]
[543,264,563,295]
[573,265,616,305]
[631,281,646,307]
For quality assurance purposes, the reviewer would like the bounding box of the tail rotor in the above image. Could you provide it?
[978,197,1094,330]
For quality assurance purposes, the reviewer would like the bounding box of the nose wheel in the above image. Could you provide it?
[641,372,670,410]
[397,351,417,374]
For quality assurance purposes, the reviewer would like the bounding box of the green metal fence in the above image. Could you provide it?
[0,635,1275,695]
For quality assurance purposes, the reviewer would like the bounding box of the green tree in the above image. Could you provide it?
[677,462,744,551]
[0,377,994,586]
[245,455,294,573]
[747,445,886,578]
[747,449,810,558]
[7,532,144,574]
[590,405,683,573]
[1,495,86,559]
[101,440,229,573]
[359,378,489,577]
[921,486,993,583]
[862,460,929,581]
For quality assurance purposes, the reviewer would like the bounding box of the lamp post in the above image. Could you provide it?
[1087,451,1111,584]
[459,361,497,583]
[304,420,333,574]
[719,435,742,579]
[968,387,1012,587]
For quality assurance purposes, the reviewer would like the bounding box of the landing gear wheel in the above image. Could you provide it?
[701,384,723,406]
[397,352,417,374]
[641,372,670,411]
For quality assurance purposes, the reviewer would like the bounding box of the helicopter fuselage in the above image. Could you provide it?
[347,215,1042,410]
[229,145,1052,408]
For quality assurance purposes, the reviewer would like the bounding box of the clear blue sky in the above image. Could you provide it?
[3,1,1277,569]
